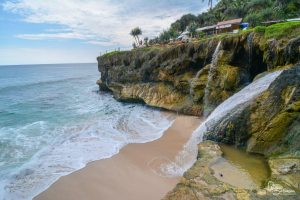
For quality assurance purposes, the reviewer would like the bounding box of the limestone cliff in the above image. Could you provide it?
[97,29,300,199]
[97,31,300,116]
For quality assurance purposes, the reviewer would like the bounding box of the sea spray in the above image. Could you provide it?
[161,70,283,177]
[203,41,222,117]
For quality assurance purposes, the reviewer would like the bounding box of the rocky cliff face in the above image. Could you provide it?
[163,141,299,200]
[97,31,300,199]
[97,32,300,116]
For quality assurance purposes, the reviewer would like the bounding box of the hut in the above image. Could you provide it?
[216,18,243,33]
[196,25,217,36]
[177,31,190,42]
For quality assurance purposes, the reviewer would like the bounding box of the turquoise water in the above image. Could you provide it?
[0,64,173,200]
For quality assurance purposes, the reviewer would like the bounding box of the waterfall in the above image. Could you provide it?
[202,40,214,67]
[247,32,254,67]
[162,70,283,177]
[203,41,222,117]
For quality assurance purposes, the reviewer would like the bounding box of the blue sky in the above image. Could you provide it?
[0,0,211,65]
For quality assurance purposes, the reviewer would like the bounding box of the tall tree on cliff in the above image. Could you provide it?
[202,0,215,9]
[130,27,142,46]
[188,22,198,38]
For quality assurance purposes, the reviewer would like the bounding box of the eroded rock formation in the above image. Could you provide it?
[97,31,300,199]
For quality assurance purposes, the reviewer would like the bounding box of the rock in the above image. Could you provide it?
[163,141,299,200]
[203,65,300,156]
[97,32,300,116]
[96,32,300,199]
[268,158,300,191]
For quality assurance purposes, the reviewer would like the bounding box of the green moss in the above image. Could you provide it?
[254,26,266,34]
[101,50,126,58]
[264,22,300,39]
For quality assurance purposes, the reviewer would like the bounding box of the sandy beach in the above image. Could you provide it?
[35,115,201,200]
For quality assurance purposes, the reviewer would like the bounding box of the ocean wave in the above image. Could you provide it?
[0,75,95,93]
[0,106,173,200]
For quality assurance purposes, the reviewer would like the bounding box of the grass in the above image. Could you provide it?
[264,21,300,39]
[102,22,300,59]
[254,26,266,33]
[101,50,125,58]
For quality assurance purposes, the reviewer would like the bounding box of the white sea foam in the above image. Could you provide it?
[0,108,174,200]
[0,64,175,200]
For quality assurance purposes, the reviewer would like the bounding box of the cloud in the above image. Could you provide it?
[2,0,208,47]
[15,32,95,40]
[0,47,99,65]
[86,40,117,46]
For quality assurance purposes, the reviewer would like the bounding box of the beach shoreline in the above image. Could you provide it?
[34,115,202,200]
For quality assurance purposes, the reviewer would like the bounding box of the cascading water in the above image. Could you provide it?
[202,40,214,67]
[247,32,255,67]
[162,70,283,177]
[203,41,222,117]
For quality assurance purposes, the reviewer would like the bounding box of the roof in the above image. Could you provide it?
[177,34,189,39]
[217,18,243,26]
[261,20,284,24]
[287,18,300,22]
[196,25,216,32]
[262,18,300,25]
[181,31,190,35]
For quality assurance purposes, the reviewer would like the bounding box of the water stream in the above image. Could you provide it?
[247,32,255,68]
[203,41,222,117]
[163,69,283,177]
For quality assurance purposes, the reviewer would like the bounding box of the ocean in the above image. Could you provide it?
[0,63,173,200]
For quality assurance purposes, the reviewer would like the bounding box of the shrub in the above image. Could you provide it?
[197,31,206,39]
[254,26,266,33]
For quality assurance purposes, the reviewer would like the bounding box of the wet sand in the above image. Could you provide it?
[35,115,201,200]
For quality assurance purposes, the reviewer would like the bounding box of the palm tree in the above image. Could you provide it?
[188,22,198,38]
[202,0,214,9]
[130,27,142,46]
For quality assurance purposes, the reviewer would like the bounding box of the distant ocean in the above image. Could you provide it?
[0,63,173,200]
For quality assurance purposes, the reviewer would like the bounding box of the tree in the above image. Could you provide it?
[130,27,142,46]
[202,0,214,9]
[144,37,149,46]
[188,22,198,38]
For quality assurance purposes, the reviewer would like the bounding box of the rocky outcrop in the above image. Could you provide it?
[203,66,300,155]
[202,65,300,194]
[97,32,300,116]
[97,30,300,199]
[163,141,299,200]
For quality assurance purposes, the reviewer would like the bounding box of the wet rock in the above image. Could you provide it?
[97,33,300,116]
[163,141,299,200]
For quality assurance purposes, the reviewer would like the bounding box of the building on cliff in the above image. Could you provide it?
[196,25,216,36]
[216,18,243,33]
[196,18,248,36]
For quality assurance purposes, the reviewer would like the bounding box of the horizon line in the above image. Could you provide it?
[0,62,98,67]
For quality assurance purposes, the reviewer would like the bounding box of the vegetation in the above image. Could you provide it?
[101,50,125,58]
[187,22,198,38]
[202,0,214,9]
[130,27,142,47]
[264,21,300,39]
[150,0,300,43]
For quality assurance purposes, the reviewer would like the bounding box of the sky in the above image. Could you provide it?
[0,0,211,65]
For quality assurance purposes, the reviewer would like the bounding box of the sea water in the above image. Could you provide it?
[0,63,174,200]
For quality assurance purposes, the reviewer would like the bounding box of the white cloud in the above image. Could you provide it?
[15,32,95,40]
[86,40,117,46]
[2,0,208,47]
[0,47,99,65]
